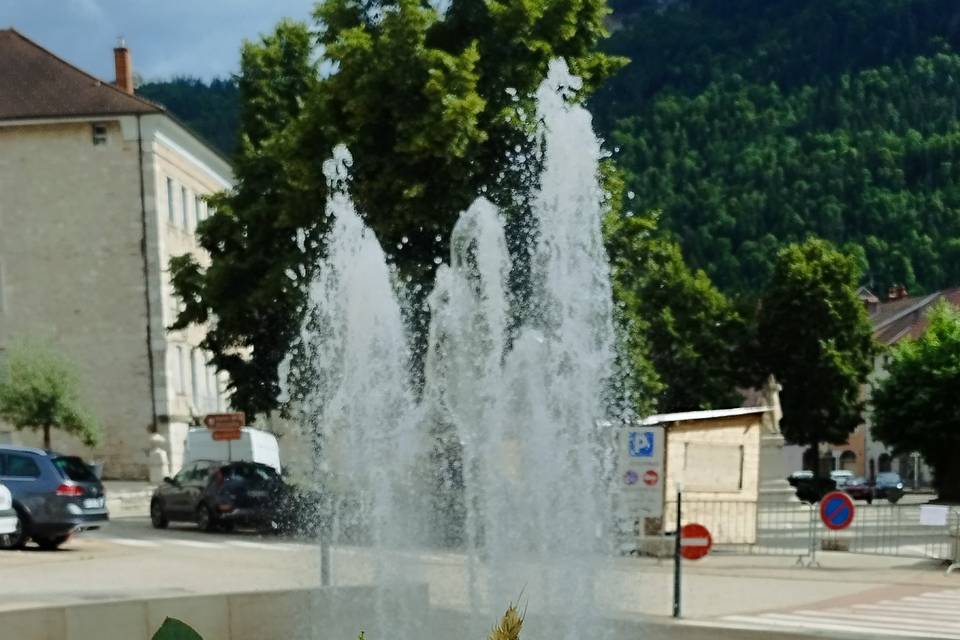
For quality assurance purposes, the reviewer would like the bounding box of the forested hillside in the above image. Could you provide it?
[141,1,960,295]
[137,77,239,155]
[597,0,960,293]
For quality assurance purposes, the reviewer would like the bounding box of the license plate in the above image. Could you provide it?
[247,490,267,498]
[83,498,104,509]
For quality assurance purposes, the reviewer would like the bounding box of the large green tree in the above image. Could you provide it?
[605,207,746,413]
[872,301,960,500]
[754,239,878,469]
[171,20,318,416]
[171,0,625,417]
[0,341,101,450]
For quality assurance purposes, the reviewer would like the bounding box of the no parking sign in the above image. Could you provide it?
[820,491,856,530]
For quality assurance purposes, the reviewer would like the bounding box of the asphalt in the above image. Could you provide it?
[1,515,958,638]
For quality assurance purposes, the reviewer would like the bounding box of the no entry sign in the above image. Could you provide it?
[680,523,713,560]
[820,491,856,530]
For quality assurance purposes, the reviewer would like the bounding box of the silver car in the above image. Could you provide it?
[0,482,16,544]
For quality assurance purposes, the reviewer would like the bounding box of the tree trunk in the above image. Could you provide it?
[809,441,820,479]
[43,424,51,451]
[933,456,960,502]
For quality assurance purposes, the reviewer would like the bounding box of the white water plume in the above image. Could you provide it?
[283,59,619,639]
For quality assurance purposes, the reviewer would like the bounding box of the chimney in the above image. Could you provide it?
[886,285,909,301]
[114,38,133,94]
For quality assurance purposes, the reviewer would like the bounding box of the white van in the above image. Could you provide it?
[183,427,282,473]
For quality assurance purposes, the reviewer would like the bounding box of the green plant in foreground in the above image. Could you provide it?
[152,618,202,640]
[488,604,524,640]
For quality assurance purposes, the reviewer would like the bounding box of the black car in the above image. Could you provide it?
[151,460,288,532]
[0,445,109,550]
[788,470,837,503]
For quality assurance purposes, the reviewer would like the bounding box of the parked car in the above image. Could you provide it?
[829,470,855,488]
[842,476,874,503]
[0,445,109,550]
[874,471,905,503]
[0,482,17,545]
[788,470,836,503]
[151,460,290,532]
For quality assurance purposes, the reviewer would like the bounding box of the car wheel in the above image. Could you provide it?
[34,535,70,551]
[0,509,28,550]
[150,499,169,529]
[888,494,901,504]
[196,504,216,532]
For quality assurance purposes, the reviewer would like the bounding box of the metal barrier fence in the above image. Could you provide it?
[619,499,960,568]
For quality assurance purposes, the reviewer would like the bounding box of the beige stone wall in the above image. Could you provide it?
[149,132,230,472]
[663,416,763,544]
[0,120,154,476]
[0,115,233,478]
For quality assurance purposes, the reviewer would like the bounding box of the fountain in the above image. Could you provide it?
[281,59,622,639]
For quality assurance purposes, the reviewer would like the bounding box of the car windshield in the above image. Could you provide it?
[53,456,98,482]
[877,473,901,484]
[850,477,866,485]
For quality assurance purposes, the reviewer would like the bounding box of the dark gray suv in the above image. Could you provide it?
[0,445,109,550]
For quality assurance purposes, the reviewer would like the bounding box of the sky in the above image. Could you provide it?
[0,0,319,81]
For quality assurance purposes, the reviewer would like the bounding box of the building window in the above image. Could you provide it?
[166,178,176,224]
[92,123,108,145]
[176,346,186,395]
[217,373,227,411]
[191,349,202,410]
[195,195,204,223]
[840,450,857,472]
[181,186,190,230]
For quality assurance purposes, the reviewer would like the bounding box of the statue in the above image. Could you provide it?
[758,375,799,502]
[147,432,170,484]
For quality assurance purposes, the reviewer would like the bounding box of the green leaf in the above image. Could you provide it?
[152,618,203,640]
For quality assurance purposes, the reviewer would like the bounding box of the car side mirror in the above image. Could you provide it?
[163,476,178,486]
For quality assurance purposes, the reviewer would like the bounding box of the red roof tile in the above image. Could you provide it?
[0,28,161,121]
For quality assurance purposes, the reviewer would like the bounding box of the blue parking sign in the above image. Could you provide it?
[628,430,655,458]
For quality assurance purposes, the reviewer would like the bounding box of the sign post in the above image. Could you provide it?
[204,413,246,461]
[618,425,665,521]
[673,490,682,618]
[674,515,714,618]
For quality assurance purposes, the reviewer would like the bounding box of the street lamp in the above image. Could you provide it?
[910,452,921,491]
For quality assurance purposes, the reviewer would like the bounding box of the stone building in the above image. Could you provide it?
[0,29,233,478]
[783,286,960,487]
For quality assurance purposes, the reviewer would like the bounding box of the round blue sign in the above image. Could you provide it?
[820,491,856,530]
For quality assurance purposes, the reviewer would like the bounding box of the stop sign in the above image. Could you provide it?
[680,523,712,560]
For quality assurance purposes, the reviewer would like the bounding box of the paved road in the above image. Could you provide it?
[2,514,958,640]
[0,517,324,612]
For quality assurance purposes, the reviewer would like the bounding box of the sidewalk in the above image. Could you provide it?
[602,550,960,638]
[103,481,154,518]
